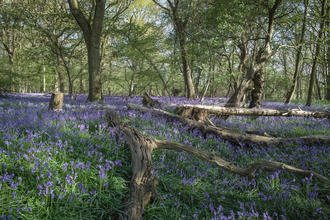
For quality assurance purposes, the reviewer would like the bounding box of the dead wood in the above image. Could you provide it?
[105,110,330,219]
[48,93,64,111]
[127,103,330,147]
[173,104,330,119]
[175,106,208,122]
[141,92,161,107]
[154,139,330,185]
[105,111,162,220]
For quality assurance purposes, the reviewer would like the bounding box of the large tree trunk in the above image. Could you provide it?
[68,0,105,102]
[306,0,327,106]
[285,0,309,104]
[225,0,283,108]
[127,103,330,147]
[249,69,264,108]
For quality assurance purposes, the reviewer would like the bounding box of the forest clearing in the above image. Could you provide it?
[0,94,329,219]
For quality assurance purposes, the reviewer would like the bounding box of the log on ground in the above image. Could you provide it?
[127,103,330,147]
[173,104,330,119]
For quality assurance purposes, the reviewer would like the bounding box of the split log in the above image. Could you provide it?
[48,92,64,111]
[105,110,330,219]
[127,103,330,147]
[174,104,330,119]
[141,92,161,107]
[105,111,162,220]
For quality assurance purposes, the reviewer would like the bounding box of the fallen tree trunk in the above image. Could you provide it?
[174,104,330,119]
[105,111,162,220]
[105,110,330,220]
[127,103,330,147]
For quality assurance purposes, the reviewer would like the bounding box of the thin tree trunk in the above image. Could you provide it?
[315,68,322,100]
[306,0,327,106]
[285,0,309,104]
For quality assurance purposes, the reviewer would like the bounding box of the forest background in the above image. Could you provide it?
[1,0,330,106]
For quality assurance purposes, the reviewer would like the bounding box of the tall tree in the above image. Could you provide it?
[67,0,130,102]
[306,0,327,106]
[285,0,309,104]
[224,0,284,107]
[0,0,23,92]
[152,0,197,99]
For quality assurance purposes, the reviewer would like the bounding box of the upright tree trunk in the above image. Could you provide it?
[68,0,105,102]
[285,0,309,104]
[249,68,264,108]
[225,0,283,108]
[9,55,15,93]
[306,0,327,106]
[178,35,196,99]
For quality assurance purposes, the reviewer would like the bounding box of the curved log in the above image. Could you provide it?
[154,140,330,185]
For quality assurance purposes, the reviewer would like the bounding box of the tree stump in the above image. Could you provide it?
[141,92,161,107]
[48,93,64,111]
[175,106,208,122]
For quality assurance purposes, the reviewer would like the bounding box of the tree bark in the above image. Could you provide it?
[105,111,162,220]
[249,69,264,108]
[285,0,309,104]
[306,0,327,106]
[127,103,330,147]
[67,0,105,102]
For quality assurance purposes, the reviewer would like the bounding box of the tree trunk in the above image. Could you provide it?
[315,69,322,100]
[306,0,327,106]
[225,0,283,108]
[249,68,264,108]
[285,0,309,104]
[179,37,196,99]
[67,0,105,102]
[48,93,64,111]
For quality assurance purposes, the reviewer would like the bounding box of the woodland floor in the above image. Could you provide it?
[0,94,329,220]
